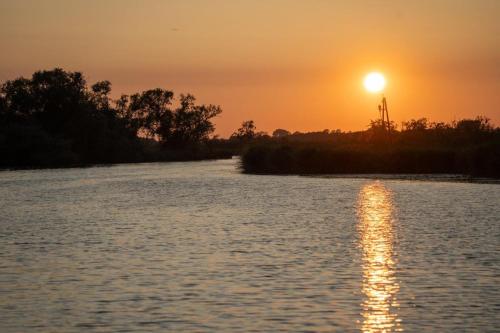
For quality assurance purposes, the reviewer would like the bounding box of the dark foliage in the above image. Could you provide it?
[272,128,291,138]
[242,118,500,178]
[231,120,257,141]
[0,69,226,169]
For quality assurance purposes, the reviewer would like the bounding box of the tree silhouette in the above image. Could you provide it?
[165,94,222,147]
[231,120,257,140]
[0,68,225,168]
[241,116,500,177]
[272,128,291,138]
[128,88,174,138]
[402,118,428,131]
[91,81,112,111]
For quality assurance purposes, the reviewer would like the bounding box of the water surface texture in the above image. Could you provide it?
[0,159,499,332]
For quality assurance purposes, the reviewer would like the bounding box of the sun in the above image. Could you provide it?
[364,72,386,93]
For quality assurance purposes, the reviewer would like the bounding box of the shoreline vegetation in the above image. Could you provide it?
[0,69,236,169]
[1,69,499,178]
[241,119,500,178]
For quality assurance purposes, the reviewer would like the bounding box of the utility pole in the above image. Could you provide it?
[378,95,391,134]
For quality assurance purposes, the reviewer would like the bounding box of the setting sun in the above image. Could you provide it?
[364,72,386,94]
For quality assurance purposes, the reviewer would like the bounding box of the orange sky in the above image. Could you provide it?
[1,0,499,137]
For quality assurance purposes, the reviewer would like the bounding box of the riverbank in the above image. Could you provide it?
[0,148,234,171]
[241,144,500,178]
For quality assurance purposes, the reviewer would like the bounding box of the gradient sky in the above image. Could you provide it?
[1,0,499,136]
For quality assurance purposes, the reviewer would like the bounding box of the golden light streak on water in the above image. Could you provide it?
[358,182,402,333]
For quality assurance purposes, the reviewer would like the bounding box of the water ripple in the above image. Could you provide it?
[0,159,498,332]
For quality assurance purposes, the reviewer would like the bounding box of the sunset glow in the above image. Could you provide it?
[0,0,499,135]
[1,2,499,332]
[364,72,386,94]
[358,182,401,332]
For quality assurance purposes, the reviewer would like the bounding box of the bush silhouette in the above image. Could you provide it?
[241,118,500,178]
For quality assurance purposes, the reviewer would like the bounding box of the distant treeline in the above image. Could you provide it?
[0,68,234,168]
[2,69,499,177]
[241,118,500,178]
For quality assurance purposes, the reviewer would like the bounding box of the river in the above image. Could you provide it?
[0,158,498,332]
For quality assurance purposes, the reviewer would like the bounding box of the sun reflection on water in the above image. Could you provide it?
[358,182,402,333]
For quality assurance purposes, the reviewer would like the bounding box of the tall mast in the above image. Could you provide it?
[380,95,390,134]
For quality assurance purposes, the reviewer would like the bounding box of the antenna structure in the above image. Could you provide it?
[378,95,391,134]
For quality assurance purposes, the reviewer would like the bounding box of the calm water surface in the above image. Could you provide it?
[0,159,499,332]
